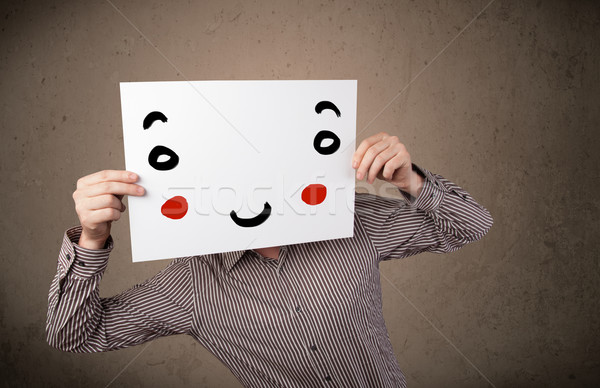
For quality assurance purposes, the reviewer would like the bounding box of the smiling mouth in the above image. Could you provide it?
[230,202,272,227]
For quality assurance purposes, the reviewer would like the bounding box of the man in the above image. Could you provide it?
[46,132,493,387]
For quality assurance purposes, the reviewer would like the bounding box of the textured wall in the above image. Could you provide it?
[1,0,598,387]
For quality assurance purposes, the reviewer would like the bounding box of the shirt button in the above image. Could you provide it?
[66,254,71,260]
[325,375,332,382]
[295,305,302,313]
[310,344,317,352]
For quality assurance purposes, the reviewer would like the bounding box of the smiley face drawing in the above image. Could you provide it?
[121,80,357,262]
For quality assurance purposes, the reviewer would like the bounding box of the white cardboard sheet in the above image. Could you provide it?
[120,80,356,262]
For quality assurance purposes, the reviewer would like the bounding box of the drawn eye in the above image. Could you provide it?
[314,101,341,155]
[313,130,341,155]
[148,145,179,171]
[315,101,341,117]
[143,111,168,130]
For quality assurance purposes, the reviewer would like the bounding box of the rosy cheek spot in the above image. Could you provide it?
[301,184,327,205]
[161,196,188,219]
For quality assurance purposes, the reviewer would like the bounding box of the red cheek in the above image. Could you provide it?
[161,196,188,219]
[301,184,327,205]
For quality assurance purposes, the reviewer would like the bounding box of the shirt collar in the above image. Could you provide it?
[221,245,289,274]
[222,249,246,274]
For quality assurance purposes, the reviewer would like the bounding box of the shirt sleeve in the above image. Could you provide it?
[355,164,493,261]
[46,226,194,353]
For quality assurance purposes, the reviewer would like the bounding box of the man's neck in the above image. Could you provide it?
[253,246,281,260]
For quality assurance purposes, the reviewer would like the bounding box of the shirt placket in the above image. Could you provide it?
[274,247,336,385]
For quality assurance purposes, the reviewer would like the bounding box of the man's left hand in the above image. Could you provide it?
[352,132,424,198]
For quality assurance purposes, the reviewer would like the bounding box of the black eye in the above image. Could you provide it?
[148,145,179,171]
[313,130,341,155]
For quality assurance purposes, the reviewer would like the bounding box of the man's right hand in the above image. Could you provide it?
[72,170,145,250]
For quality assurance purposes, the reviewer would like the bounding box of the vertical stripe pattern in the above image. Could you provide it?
[46,164,493,387]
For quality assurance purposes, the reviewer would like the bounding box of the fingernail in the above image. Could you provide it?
[129,173,137,180]
[137,187,144,194]
[356,172,362,180]
[352,161,357,169]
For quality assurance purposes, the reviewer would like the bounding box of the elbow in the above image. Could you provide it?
[46,313,65,351]
[46,321,88,353]
[478,207,494,240]
[46,328,68,352]
[444,209,494,252]
[46,327,75,352]
[463,207,494,245]
[46,335,88,353]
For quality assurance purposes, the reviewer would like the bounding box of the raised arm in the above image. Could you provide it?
[352,132,493,260]
[46,170,194,352]
[46,228,194,352]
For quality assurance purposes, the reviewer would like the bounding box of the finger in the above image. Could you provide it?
[367,146,400,183]
[84,207,123,225]
[356,139,391,180]
[77,170,138,188]
[82,181,145,198]
[84,194,126,212]
[381,152,411,181]
[352,132,389,169]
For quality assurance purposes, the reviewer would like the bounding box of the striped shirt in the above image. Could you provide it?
[46,164,493,387]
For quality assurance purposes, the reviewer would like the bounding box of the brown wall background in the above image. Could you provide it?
[1,0,598,387]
